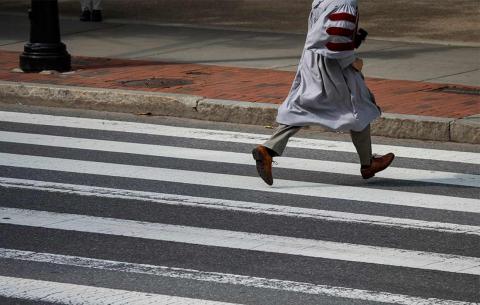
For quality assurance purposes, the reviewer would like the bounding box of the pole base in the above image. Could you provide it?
[20,42,71,72]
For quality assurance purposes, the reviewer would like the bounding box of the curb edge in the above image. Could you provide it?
[0,81,477,144]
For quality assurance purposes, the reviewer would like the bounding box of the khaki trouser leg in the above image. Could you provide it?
[350,125,372,166]
[263,124,302,156]
[263,124,372,165]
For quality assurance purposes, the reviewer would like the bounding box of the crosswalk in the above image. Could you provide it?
[0,110,479,305]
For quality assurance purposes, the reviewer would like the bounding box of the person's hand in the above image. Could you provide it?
[352,57,363,72]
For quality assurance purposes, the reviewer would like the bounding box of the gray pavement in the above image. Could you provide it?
[1,13,479,86]
[2,0,479,44]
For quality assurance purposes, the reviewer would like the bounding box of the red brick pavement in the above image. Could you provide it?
[0,51,478,119]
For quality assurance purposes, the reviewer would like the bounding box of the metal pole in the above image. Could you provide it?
[20,0,71,72]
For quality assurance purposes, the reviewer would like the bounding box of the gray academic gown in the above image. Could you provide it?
[276,0,380,132]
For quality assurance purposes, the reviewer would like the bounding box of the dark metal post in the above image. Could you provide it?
[20,0,71,72]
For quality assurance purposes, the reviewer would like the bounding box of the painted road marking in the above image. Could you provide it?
[1,131,477,187]
[0,249,474,305]
[1,208,479,275]
[0,153,478,213]
[1,177,479,235]
[1,111,478,164]
[0,275,241,305]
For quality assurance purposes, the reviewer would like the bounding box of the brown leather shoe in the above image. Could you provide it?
[252,145,273,185]
[361,153,395,179]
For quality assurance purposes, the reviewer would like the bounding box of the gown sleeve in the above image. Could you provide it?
[305,3,358,65]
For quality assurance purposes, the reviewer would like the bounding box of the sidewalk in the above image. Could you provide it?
[0,16,479,143]
[2,0,479,44]
[1,13,479,86]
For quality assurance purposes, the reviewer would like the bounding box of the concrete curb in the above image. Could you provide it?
[197,99,278,126]
[450,115,480,144]
[0,80,478,144]
[0,81,202,118]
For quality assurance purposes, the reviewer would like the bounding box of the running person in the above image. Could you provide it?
[252,0,394,185]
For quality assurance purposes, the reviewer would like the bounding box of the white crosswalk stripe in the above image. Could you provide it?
[1,152,478,213]
[0,110,479,305]
[1,131,477,187]
[0,249,473,305]
[0,276,241,305]
[1,110,478,163]
[2,207,480,274]
[1,177,478,234]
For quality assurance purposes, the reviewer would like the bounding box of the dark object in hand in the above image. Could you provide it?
[354,28,368,48]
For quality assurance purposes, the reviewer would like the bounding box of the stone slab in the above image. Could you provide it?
[451,115,480,144]
[372,113,453,142]
[0,81,202,118]
[197,99,278,125]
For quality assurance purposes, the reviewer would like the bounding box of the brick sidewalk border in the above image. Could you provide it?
[0,51,478,143]
[1,51,478,119]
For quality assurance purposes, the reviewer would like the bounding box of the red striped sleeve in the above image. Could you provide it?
[326,27,354,37]
[325,41,355,52]
[328,12,357,23]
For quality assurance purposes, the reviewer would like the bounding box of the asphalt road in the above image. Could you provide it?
[0,104,479,305]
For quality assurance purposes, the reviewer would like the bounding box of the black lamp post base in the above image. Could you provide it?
[20,42,71,72]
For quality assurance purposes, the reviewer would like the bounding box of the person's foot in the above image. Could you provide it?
[361,153,395,179]
[91,10,103,22]
[80,9,91,21]
[252,145,274,185]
